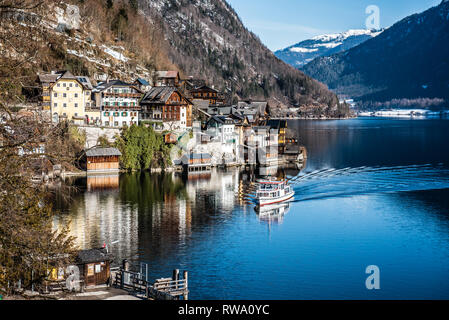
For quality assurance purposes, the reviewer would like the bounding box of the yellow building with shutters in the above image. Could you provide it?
[49,71,87,124]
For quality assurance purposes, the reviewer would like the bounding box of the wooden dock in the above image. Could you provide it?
[112,267,189,300]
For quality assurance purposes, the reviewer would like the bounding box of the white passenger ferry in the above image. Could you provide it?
[256,179,295,206]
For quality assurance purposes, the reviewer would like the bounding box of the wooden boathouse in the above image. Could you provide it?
[183,153,212,173]
[76,248,113,287]
[84,147,121,173]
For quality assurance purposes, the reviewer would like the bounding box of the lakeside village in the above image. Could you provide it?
[0,70,306,300]
[30,69,305,179]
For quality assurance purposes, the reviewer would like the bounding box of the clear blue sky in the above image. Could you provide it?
[226,0,442,51]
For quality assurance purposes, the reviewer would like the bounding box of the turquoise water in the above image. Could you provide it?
[58,118,449,299]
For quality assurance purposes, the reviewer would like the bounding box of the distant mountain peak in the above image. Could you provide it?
[275,29,383,68]
[303,2,449,107]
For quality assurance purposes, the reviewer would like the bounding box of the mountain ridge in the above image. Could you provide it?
[0,0,346,118]
[302,1,449,109]
[275,29,383,68]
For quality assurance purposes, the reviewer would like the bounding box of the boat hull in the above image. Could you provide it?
[257,191,295,206]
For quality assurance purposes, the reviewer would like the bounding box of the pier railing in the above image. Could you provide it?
[113,268,188,300]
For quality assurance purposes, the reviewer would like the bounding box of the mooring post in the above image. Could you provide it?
[183,271,189,300]
[173,269,180,290]
[121,259,129,289]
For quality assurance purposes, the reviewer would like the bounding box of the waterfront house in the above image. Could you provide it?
[76,248,113,287]
[155,71,181,87]
[264,119,288,153]
[253,126,278,166]
[93,80,143,128]
[140,86,193,131]
[205,116,238,144]
[84,147,122,173]
[181,153,212,173]
[205,116,241,164]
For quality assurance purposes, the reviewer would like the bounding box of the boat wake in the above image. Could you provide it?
[288,164,449,202]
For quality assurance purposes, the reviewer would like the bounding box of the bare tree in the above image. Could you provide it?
[0,0,78,297]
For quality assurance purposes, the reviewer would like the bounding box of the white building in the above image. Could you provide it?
[93,80,143,128]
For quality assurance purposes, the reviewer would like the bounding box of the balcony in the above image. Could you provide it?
[103,92,142,98]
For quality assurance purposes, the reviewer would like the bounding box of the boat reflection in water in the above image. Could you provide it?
[255,201,292,224]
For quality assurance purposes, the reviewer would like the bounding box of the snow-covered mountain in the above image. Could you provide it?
[275,29,383,68]
[303,0,449,108]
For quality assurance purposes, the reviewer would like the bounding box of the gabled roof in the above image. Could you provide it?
[190,85,218,93]
[141,86,191,104]
[58,70,77,80]
[77,248,113,264]
[207,115,235,126]
[39,70,78,84]
[94,80,142,93]
[86,147,122,157]
[189,153,211,160]
[141,86,177,104]
[38,73,59,83]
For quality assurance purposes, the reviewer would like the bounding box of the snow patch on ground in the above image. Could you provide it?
[290,47,318,53]
[101,45,129,62]
[67,49,111,67]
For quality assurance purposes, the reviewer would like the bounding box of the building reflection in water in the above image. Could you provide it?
[87,174,120,191]
[55,166,301,267]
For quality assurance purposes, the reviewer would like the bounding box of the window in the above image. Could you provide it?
[122,112,128,117]
[114,121,119,127]
[63,103,67,108]
[69,83,73,87]
[57,83,60,87]
[75,103,78,108]
[75,83,78,87]
[122,121,127,126]
[63,83,66,87]
[104,112,110,116]
[54,103,57,107]
[74,93,78,98]
[75,113,78,117]
[54,93,57,97]
[105,121,110,126]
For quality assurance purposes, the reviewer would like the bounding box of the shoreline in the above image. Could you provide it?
[271,116,356,120]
